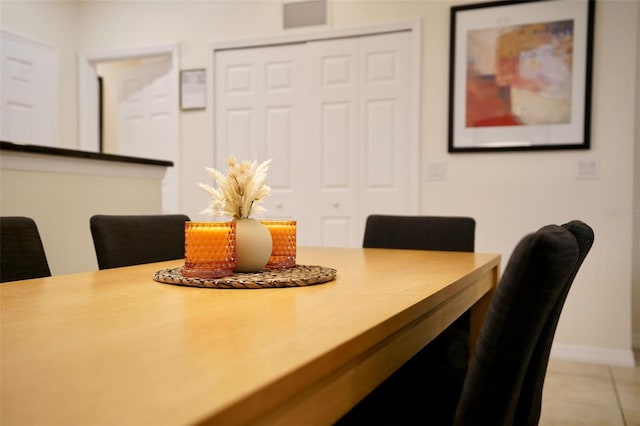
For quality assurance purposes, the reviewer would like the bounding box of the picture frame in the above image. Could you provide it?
[448,0,595,153]
[180,69,206,110]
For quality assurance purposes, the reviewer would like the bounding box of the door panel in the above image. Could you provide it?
[265,107,294,189]
[306,37,359,246]
[113,56,179,214]
[118,58,172,158]
[308,32,411,246]
[216,43,307,238]
[226,109,253,160]
[0,31,58,147]
[322,102,351,187]
[365,99,396,188]
[357,32,412,237]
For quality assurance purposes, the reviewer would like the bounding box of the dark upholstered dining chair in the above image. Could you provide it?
[1,216,52,282]
[338,220,593,426]
[90,214,190,270]
[513,220,595,425]
[362,215,475,252]
[362,214,476,410]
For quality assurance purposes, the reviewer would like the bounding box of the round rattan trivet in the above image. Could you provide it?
[153,265,337,289]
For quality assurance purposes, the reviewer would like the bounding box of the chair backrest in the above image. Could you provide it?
[453,223,589,426]
[1,216,51,282]
[362,215,475,251]
[513,220,595,425]
[90,214,190,270]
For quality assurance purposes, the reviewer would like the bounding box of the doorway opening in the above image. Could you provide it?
[78,44,180,214]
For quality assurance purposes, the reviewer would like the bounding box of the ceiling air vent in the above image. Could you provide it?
[283,0,327,29]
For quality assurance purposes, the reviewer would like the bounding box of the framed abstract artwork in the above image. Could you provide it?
[448,0,595,152]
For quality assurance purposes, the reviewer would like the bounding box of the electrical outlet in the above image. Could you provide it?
[426,162,447,181]
[576,158,599,179]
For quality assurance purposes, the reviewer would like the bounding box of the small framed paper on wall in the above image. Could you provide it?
[180,69,206,110]
[448,0,595,152]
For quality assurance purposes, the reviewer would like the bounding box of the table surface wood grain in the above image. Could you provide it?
[0,246,500,426]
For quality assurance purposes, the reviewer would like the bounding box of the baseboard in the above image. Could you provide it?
[550,343,636,367]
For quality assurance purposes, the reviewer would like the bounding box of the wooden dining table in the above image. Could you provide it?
[0,246,500,426]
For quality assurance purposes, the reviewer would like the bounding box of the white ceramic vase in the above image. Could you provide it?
[233,218,273,272]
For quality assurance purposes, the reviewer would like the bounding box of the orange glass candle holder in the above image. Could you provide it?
[183,221,236,278]
[262,220,296,269]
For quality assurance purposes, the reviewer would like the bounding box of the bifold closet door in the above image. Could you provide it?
[214,42,310,241]
[305,31,412,247]
[214,31,412,247]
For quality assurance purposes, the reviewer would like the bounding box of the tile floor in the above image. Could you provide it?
[540,350,639,425]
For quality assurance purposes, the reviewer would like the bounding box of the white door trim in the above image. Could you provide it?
[210,19,421,50]
[77,43,180,153]
[209,19,422,214]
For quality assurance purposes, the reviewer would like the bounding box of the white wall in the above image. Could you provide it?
[0,152,165,274]
[413,0,638,365]
[1,0,637,365]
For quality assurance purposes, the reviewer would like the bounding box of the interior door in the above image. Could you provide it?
[306,31,412,247]
[114,56,179,214]
[305,37,360,247]
[0,31,58,147]
[215,43,310,239]
[214,30,414,247]
[356,31,412,239]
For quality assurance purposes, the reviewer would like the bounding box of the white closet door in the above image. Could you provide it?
[117,58,172,157]
[305,37,360,247]
[116,56,179,214]
[0,31,58,147]
[357,32,412,236]
[214,31,413,247]
[306,31,412,247]
[215,43,309,234]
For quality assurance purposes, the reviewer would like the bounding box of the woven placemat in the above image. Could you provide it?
[154,265,337,289]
